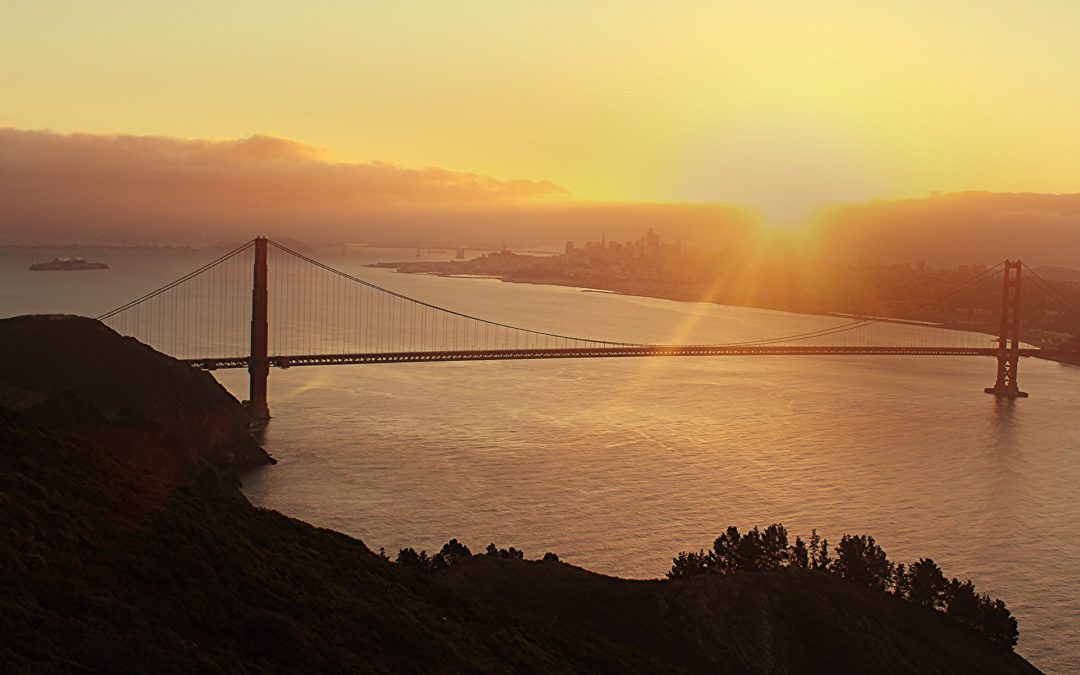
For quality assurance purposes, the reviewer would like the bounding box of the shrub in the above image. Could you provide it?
[486,543,525,559]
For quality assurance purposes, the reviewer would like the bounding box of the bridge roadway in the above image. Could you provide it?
[183,345,1050,370]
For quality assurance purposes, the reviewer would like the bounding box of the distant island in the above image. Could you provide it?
[0,315,1040,672]
[28,256,108,271]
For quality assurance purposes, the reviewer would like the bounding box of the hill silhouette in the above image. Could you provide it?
[0,316,1042,673]
[0,315,272,481]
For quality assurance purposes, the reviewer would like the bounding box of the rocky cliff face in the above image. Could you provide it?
[0,315,272,478]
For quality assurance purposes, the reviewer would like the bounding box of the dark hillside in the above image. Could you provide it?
[0,316,1043,673]
[0,411,1041,673]
[442,554,1039,674]
[0,315,271,474]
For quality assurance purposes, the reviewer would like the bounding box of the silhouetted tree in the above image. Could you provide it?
[668,550,712,579]
[542,552,560,563]
[439,539,472,566]
[907,558,947,609]
[396,547,431,572]
[735,527,765,571]
[790,536,809,569]
[502,546,524,560]
[429,553,450,571]
[665,525,1020,652]
[486,542,525,559]
[831,534,892,591]
[944,577,980,625]
[977,595,1019,649]
[935,574,1018,648]
[711,526,741,574]
[808,530,829,570]
[397,540,473,572]
[892,562,910,598]
[761,524,789,569]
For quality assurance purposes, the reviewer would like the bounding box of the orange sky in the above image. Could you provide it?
[5,2,1080,225]
[3,2,1080,243]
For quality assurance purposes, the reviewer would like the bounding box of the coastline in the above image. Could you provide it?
[372,261,1080,368]
[372,262,992,336]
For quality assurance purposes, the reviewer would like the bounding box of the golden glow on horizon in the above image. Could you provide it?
[3,2,1080,226]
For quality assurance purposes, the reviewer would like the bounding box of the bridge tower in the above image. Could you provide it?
[985,260,1028,398]
[248,236,271,420]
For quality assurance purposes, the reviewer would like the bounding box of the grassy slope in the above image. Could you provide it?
[0,410,1040,674]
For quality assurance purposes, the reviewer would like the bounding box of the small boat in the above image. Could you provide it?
[29,257,109,271]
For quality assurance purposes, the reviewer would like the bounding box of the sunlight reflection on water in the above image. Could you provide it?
[226,257,1080,672]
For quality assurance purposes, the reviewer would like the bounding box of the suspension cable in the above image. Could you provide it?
[1022,264,1080,315]
[267,239,639,347]
[96,239,256,320]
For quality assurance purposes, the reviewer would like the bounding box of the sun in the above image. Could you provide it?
[751,199,825,233]
[670,115,889,234]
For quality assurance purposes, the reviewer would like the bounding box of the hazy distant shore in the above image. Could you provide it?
[372,260,992,334]
[372,258,1080,372]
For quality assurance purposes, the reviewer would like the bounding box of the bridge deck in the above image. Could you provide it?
[183,345,1047,370]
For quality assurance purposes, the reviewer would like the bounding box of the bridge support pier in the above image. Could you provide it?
[248,237,271,421]
[985,260,1028,398]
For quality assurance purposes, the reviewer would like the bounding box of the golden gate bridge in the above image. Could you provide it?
[96,237,1080,421]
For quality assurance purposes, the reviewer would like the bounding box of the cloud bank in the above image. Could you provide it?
[0,128,759,247]
[7,128,1080,265]
[809,192,1080,266]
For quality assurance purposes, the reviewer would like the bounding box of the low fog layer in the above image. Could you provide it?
[5,128,1080,266]
[0,128,759,249]
[809,192,1080,267]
